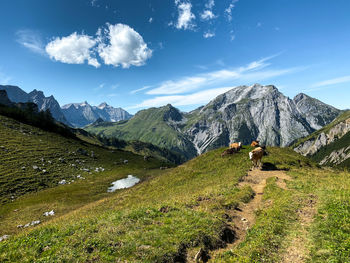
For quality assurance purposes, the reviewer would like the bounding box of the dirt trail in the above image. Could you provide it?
[280,194,317,263]
[207,169,292,262]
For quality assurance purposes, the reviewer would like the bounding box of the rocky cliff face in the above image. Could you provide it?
[294,117,350,156]
[96,103,133,122]
[293,110,350,167]
[29,90,68,124]
[183,84,335,154]
[0,85,69,125]
[61,101,132,128]
[293,93,340,130]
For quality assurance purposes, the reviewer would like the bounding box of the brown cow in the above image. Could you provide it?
[221,147,237,157]
[249,147,264,168]
[229,142,242,152]
[251,140,260,147]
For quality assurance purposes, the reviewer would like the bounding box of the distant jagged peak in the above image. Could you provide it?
[62,101,91,109]
[80,101,89,107]
[29,89,45,97]
[98,102,109,109]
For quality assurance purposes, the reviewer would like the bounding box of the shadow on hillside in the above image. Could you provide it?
[261,162,290,171]
[261,162,278,171]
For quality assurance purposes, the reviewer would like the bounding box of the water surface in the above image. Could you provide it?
[107,175,140,192]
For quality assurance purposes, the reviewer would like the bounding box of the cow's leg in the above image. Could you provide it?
[252,159,257,169]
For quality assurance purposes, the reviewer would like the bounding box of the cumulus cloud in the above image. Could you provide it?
[45,23,152,68]
[201,10,216,20]
[16,30,46,55]
[203,31,215,38]
[201,0,216,20]
[46,32,100,67]
[175,0,196,30]
[97,24,152,68]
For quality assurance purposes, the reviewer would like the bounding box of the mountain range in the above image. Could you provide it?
[0,85,132,127]
[0,85,68,124]
[86,84,341,159]
[61,101,132,128]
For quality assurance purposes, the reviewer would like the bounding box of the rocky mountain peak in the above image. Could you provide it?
[293,92,308,103]
[61,100,132,128]
[0,85,69,125]
[29,89,45,98]
[98,102,109,109]
[162,104,183,122]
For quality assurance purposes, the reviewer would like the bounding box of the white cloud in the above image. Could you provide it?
[131,87,233,109]
[130,85,153,94]
[225,0,239,21]
[175,0,196,30]
[145,54,304,96]
[45,23,151,68]
[16,30,46,55]
[312,75,350,88]
[147,56,272,95]
[97,23,152,68]
[203,31,215,38]
[201,10,216,20]
[201,0,216,20]
[46,32,100,67]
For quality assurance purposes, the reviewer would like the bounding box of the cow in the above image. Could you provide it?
[251,140,260,147]
[230,142,242,152]
[221,147,237,157]
[249,147,265,168]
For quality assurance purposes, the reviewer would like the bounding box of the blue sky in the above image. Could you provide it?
[0,0,349,113]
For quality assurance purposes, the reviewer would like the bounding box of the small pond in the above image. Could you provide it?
[107,175,140,192]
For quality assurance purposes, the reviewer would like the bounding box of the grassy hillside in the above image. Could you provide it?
[0,114,170,204]
[1,142,349,262]
[0,113,172,239]
[1,113,349,262]
[74,128,186,164]
[85,105,198,160]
